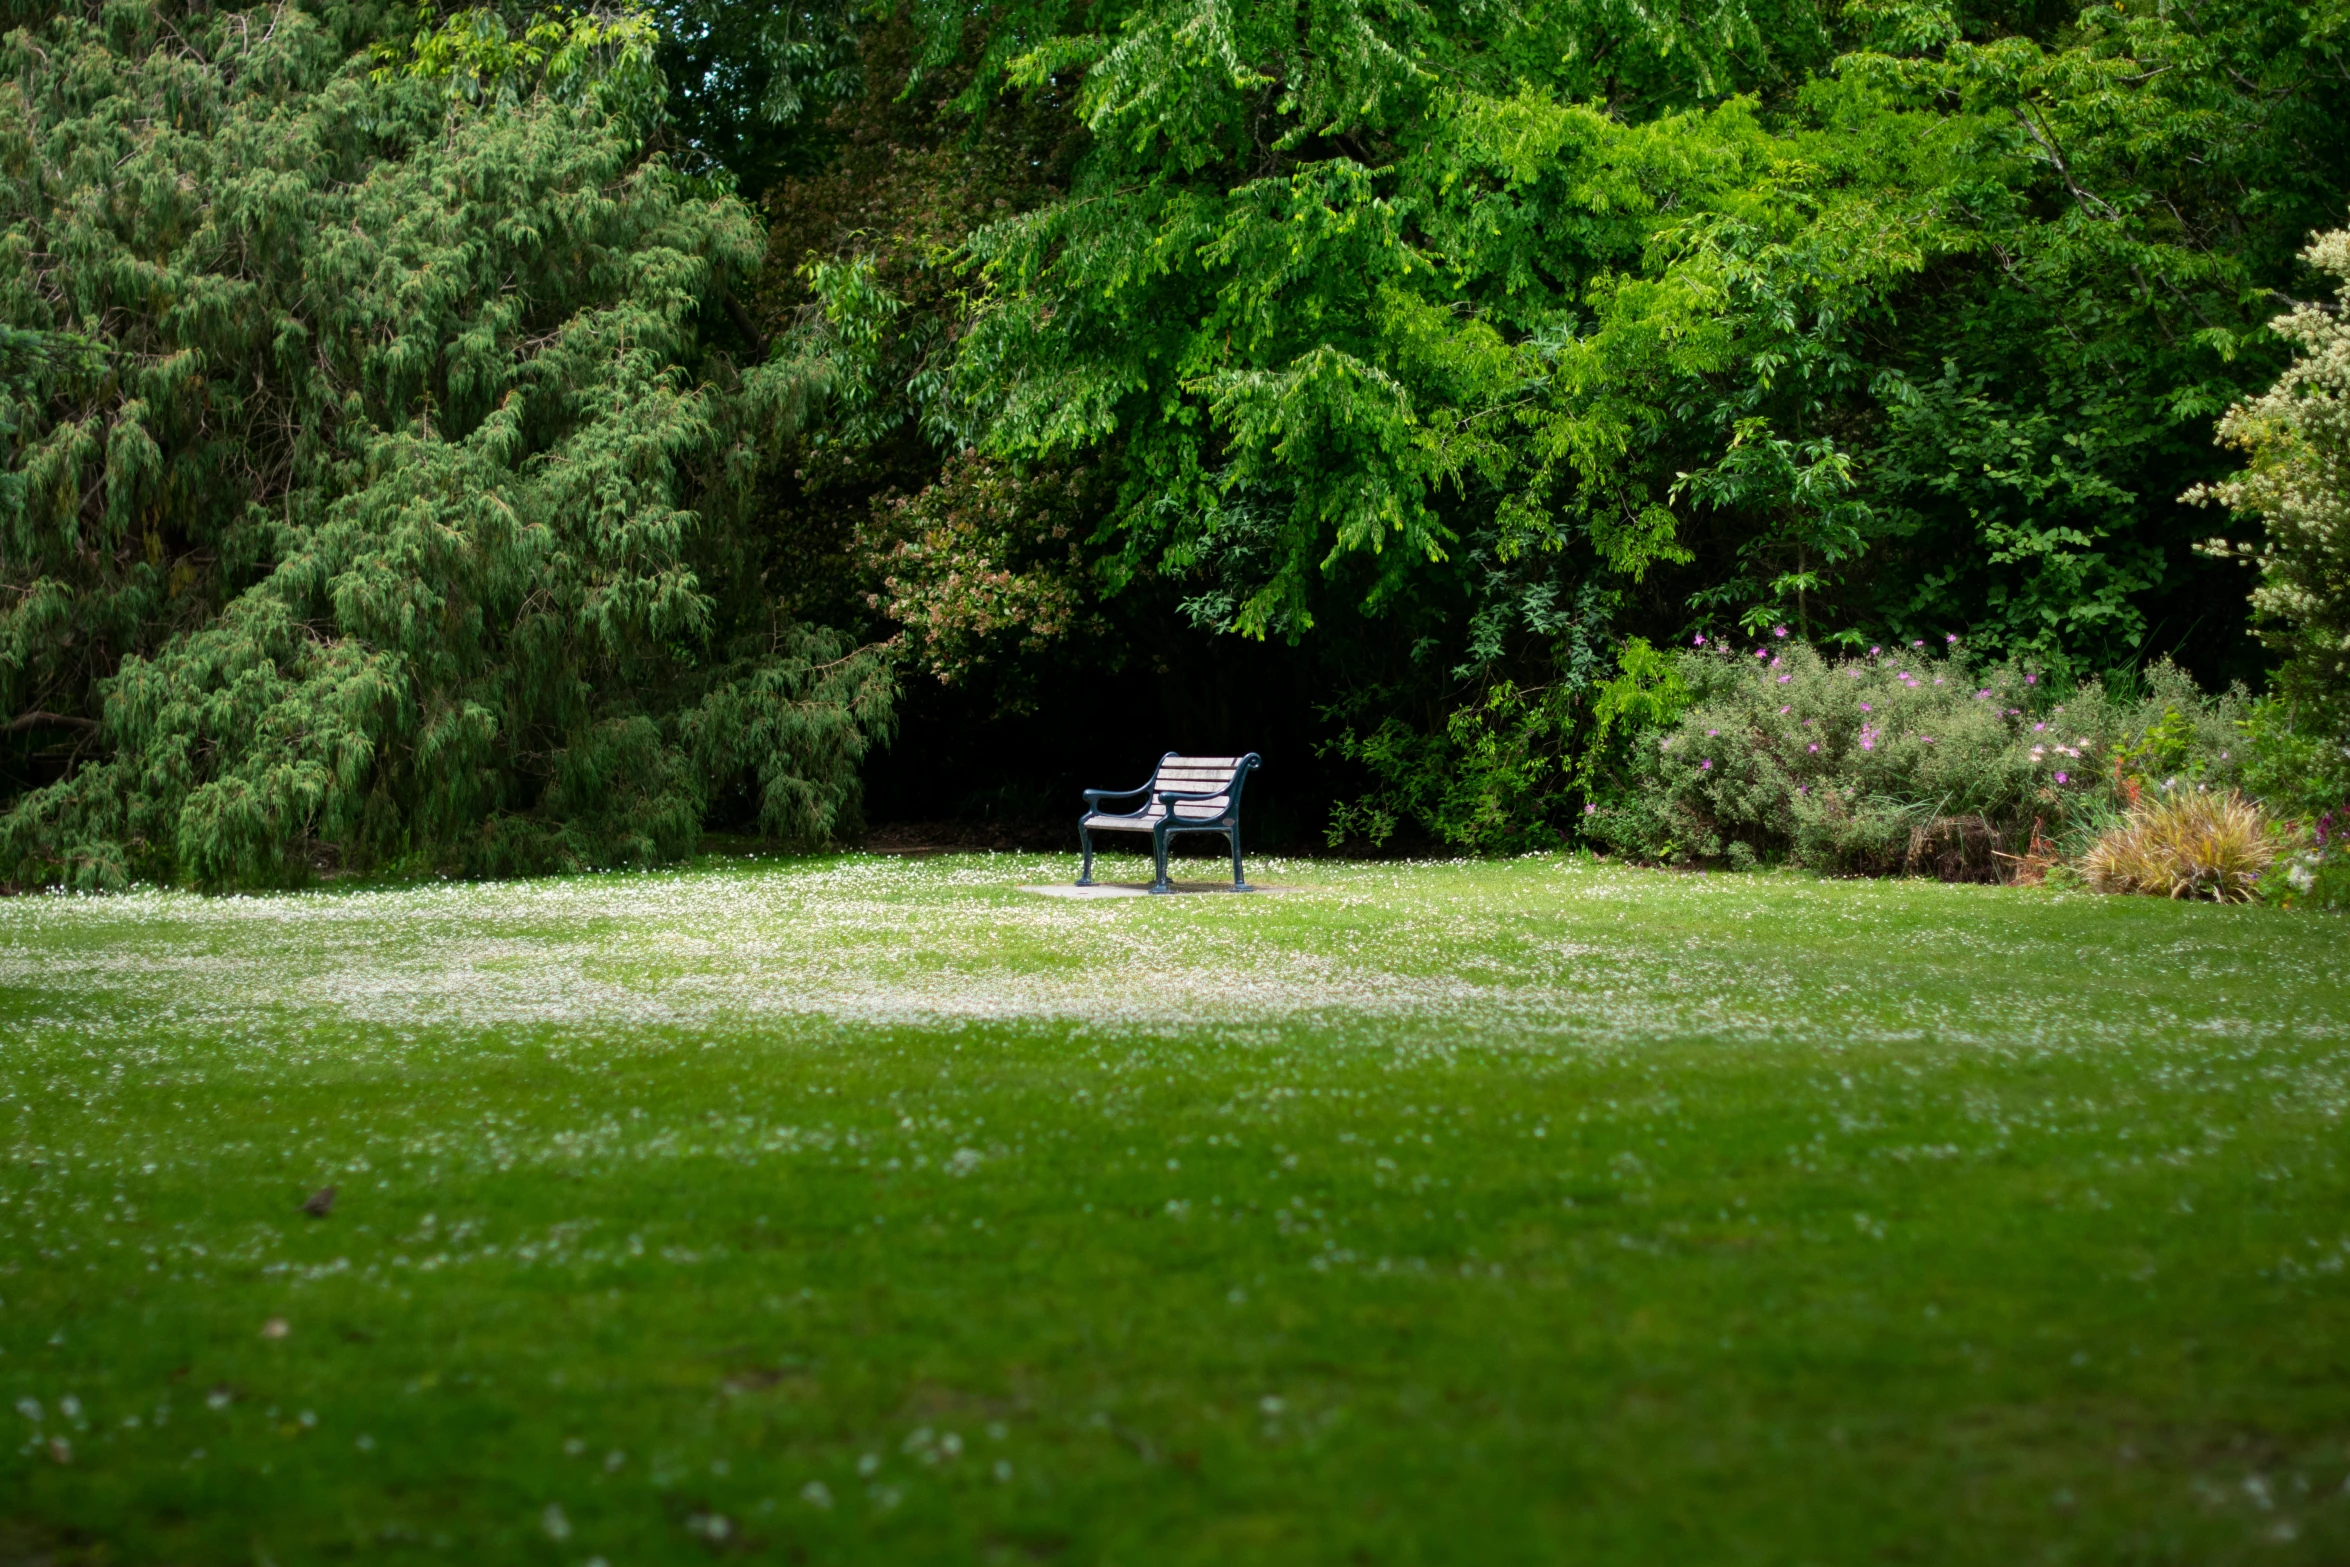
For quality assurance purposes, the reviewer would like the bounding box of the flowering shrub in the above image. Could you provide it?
[1583,637,2246,876]
[2265,822,2350,910]
[2186,223,2350,747]
[855,454,1102,694]
[2233,697,2350,909]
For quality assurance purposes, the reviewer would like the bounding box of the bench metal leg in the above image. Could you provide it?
[1229,826,1252,892]
[1076,821,1095,886]
[1148,825,1174,893]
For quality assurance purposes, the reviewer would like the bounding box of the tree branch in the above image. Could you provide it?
[720,290,769,358]
[2269,289,2342,316]
[2010,106,2122,221]
[8,710,99,734]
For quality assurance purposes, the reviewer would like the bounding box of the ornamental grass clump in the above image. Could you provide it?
[2083,791,2276,902]
[1584,637,2245,877]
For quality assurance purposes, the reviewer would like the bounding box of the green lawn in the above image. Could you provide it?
[4,853,2347,1564]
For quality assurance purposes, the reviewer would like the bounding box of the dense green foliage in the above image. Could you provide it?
[5,0,2349,884]
[651,0,859,197]
[914,0,2350,659]
[7,856,2350,1559]
[708,0,2346,854]
[0,0,890,889]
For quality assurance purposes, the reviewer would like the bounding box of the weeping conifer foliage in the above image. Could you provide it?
[0,0,890,889]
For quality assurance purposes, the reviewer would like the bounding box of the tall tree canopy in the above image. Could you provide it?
[0,0,890,889]
[759,0,2342,845]
[919,0,2344,662]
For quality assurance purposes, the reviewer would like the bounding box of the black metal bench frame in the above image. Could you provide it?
[1077,752,1262,893]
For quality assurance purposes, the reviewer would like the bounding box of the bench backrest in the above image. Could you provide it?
[1155,754,1254,821]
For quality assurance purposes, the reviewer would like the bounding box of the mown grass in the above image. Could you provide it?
[3,852,2347,1564]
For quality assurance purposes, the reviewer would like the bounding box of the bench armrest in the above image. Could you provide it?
[1082,783,1153,805]
[1153,788,1229,803]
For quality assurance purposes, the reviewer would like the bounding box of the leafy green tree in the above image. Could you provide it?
[2189,220,2350,814]
[888,0,2348,845]
[0,0,890,889]
[740,13,1106,730]
[932,0,2341,650]
[651,0,862,198]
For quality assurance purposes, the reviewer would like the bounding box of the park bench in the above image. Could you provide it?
[1078,753,1263,893]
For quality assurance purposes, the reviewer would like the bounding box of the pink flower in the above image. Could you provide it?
[1694,634,1706,646]
[1860,703,1872,712]
[1869,646,1881,656]
[1700,759,1713,770]
[1911,639,1924,647]
[1946,634,1958,643]
[1584,802,1597,815]
[2025,674,2037,685]
[1774,625,1789,638]
[1707,729,1719,737]
[1770,656,1783,668]
[1777,673,1792,683]
[2054,771,2068,784]
[1779,705,1791,714]
[1808,743,1819,753]
[1754,649,1768,660]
